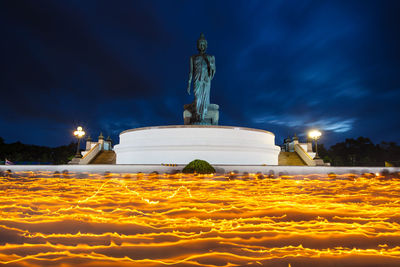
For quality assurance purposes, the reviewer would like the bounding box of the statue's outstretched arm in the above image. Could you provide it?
[187,56,193,95]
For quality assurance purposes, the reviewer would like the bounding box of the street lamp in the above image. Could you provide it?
[308,129,322,159]
[73,126,85,158]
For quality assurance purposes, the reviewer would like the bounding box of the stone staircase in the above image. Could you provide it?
[278,151,307,166]
[89,150,307,166]
[89,151,116,164]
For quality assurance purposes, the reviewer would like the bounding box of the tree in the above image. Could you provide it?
[327,137,400,167]
[0,139,77,164]
[182,159,216,174]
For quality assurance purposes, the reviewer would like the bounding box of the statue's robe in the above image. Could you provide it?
[190,54,216,120]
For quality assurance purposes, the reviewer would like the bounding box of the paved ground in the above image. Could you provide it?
[1,164,399,175]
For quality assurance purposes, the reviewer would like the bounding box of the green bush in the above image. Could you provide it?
[182,159,215,174]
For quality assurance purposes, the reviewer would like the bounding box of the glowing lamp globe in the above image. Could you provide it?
[74,126,85,138]
[308,130,321,140]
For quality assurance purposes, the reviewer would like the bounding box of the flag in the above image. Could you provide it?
[5,159,14,165]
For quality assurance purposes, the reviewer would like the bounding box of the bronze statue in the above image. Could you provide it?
[187,33,216,123]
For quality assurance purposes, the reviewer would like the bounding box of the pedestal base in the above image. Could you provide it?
[183,103,219,125]
[114,125,281,165]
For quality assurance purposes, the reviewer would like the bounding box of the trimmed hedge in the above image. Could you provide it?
[182,159,215,174]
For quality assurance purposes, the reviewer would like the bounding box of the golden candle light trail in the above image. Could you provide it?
[0,171,400,266]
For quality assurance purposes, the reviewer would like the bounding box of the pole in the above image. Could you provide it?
[314,138,320,159]
[75,137,82,158]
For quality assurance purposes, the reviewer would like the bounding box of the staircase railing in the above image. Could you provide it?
[79,143,100,165]
[294,144,316,166]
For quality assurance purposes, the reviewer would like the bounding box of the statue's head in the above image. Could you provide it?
[197,33,207,53]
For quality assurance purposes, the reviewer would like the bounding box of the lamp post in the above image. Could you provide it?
[308,130,322,159]
[73,126,85,158]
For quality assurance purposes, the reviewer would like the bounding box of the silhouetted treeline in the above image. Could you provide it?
[0,137,76,164]
[318,137,400,167]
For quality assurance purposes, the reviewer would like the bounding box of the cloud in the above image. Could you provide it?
[307,118,355,133]
[253,114,355,133]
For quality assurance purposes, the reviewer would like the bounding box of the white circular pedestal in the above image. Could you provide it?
[114,125,281,165]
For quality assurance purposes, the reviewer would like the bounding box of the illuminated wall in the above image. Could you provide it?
[114,125,281,165]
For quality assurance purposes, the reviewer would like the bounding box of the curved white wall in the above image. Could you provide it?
[114,125,281,165]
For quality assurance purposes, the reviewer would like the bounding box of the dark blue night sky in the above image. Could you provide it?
[1,0,399,147]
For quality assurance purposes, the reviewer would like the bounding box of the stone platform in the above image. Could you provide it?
[1,164,399,176]
[113,125,281,165]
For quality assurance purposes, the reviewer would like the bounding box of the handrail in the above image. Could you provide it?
[80,143,100,164]
[294,144,316,166]
[296,144,313,160]
[82,143,99,159]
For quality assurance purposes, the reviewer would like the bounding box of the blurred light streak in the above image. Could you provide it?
[0,171,400,266]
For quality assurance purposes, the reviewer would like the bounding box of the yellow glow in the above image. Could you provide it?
[73,126,85,138]
[308,129,322,140]
[0,171,400,266]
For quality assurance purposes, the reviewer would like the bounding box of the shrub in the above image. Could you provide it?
[182,159,215,174]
